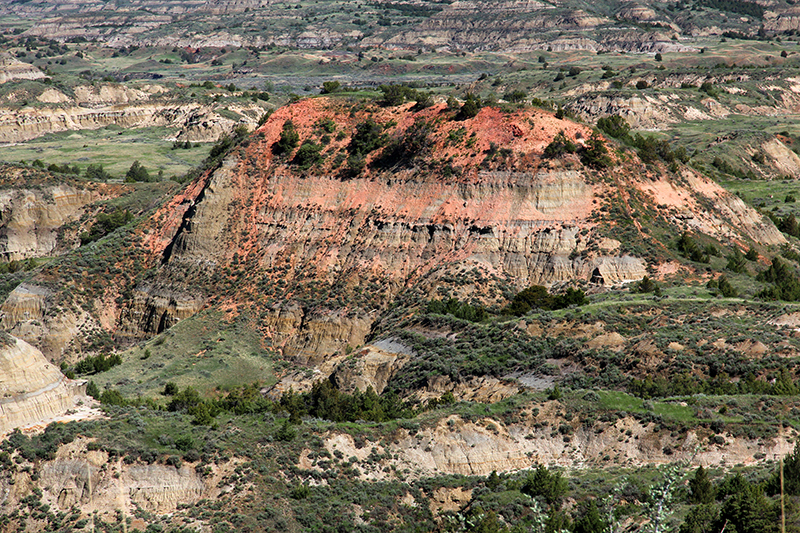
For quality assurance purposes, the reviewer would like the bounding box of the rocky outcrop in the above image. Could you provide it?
[118,284,206,337]
[333,338,415,394]
[567,94,684,130]
[762,138,800,178]
[0,53,45,84]
[0,101,267,144]
[0,335,87,434]
[0,103,194,144]
[323,413,797,479]
[0,184,97,261]
[1,283,97,362]
[1,437,229,517]
[258,305,374,365]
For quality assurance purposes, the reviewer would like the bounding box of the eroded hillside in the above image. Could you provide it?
[0,97,778,368]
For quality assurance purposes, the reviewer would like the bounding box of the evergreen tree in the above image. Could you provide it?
[124,160,151,182]
[679,504,718,533]
[572,500,607,533]
[274,120,300,154]
[456,93,482,120]
[688,466,715,504]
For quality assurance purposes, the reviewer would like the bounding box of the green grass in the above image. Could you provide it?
[1,126,211,179]
[93,310,277,398]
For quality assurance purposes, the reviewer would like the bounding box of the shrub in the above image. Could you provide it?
[543,131,577,158]
[580,131,612,168]
[124,160,152,182]
[321,81,341,94]
[292,140,323,170]
[597,115,630,139]
[456,93,482,120]
[274,120,299,155]
[636,80,649,90]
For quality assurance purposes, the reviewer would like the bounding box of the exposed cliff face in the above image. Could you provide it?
[322,413,797,479]
[0,83,267,143]
[0,53,46,85]
[0,335,88,434]
[0,437,230,518]
[0,184,98,261]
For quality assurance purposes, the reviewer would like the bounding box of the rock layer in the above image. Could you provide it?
[0,335,87,434]
[0,184,97,261]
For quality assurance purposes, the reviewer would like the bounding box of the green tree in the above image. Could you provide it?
[772,367,797,395]
[688,466,715,504]
[521,465,568,509]
[572,500,607,533]
[85,163,110,181]
[503,89,527,103]
[717,275,738,298]
[543,131,577,159]
[699,82,719,97]
[597,115,631,139]
[321,81,341,94]
[380,84,416,106]
[769,444,800,495]
[486,470,502,491]
[349,119,387,156]
[580,131,612,168]
[124,160,151,182]
[99,389,125,406]
[274,120,300,155]
[637,276,657,293]
[726,249,747,273]
[679,504,718,533]
[456,93,482,120]
[292,140,323,170]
